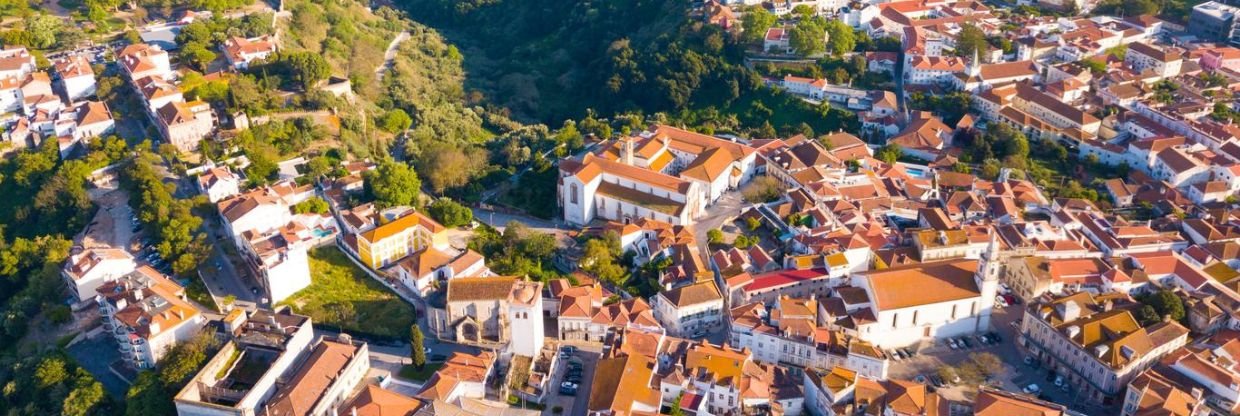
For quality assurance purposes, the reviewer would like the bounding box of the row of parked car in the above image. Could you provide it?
[946,332,1003,350]
[559,346,583,396]
[886,347,918,361]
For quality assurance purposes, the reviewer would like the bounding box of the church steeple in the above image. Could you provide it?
[967,47,981,78]
[976,230,1001,284]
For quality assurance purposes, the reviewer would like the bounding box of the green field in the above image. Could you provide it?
[279,247,415,339]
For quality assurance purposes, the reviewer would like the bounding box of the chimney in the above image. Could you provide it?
[1103,300,1113,311]
[1095,344,1109,358]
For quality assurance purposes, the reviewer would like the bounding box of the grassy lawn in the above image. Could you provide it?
[278,247,415,339]
[398,362,444,381]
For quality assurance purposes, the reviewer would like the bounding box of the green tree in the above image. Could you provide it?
[824,20,855,56]
[62,376,105,416]
[581,233,626,284]
[791,4,816,20]
[181,42,217,72]
[380,108,413,133]
[410,324,427,369]
[789,19,826,56]
[293,197,330,214]
[278,51,331,90]
[741,6,777,43]
[364,161,422,208]
[427,198,473,227]
[954,24,987,59]
[34,356,68,389]
[876,143,901,164]
[1139,290,1186,324]
[707,229,724,244]
[25,14,60,49]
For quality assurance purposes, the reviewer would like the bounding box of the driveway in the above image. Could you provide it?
[542,344,602,416]
[198,217,260,306]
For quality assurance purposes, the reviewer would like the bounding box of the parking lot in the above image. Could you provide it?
[887,303,1026,401]
[885,301,1114,414]
[542,344,601,416]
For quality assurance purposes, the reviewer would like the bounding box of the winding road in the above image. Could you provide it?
[376,31,411,81]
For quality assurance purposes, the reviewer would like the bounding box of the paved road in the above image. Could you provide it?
[690,191,745,258]
[472,207,566,235]
[376,31,410,81]
[199,218,261,307]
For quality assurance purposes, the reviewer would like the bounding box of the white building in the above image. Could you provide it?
[0,46,36,80]
[119,44,173,82]
[96,266,206,369]
[559,125,757,226]
[62,248,138,302]
[652,280,725,337]
[729,298,890,379]
[261,335,370,416]
[847,233,1002,348]
[1125,42,1183,79]
[197,166,242,203]
[53,55,97,102]
[221,35,277,70]
[174,308,316,416]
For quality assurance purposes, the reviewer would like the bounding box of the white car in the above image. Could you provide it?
[1054,375,1064,387]
[1023,384,1041,394]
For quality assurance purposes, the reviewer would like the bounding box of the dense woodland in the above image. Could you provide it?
[400,0,859,137]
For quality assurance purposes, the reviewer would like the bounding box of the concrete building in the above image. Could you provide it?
[1019,292,1190,402]
[652,279,725,337]
[1189,2,1240,45]
[96,266,205,369]
[62,248,138,302]
[175,308,316,416]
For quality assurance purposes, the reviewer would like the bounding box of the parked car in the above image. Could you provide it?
[914,375,927,384]
[947,339,959,350]
[988,332,1003,343]
[1024,356,1035,366]
[1023,384,1041,394]
[901,348,915,358]
[1054,375,1065,387]
[995,295,1008,307]
[958,337,972,348]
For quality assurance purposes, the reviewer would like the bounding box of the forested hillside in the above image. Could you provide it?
[401,0,857,137]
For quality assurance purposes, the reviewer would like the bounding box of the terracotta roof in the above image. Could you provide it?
[75,101,112,126]
[338,385,422,416]
[973,386,1065,416]
[359,211,444,244]
[446,276,516,303]
[588,354,659,413]
[658,279,722,307]
[263,339,363,416]
[863,259,981,310]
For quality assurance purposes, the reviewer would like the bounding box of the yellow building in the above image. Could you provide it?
[357,212,447,269]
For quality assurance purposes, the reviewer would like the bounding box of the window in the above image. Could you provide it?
[892,313,899,328]
[570,184,578,204]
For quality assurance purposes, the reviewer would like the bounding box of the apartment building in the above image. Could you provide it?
[62,248,138,302]
[261,335,370,416]
[355,210,447,270]
[729,298,890,379]
[1019,292,1190,402]
[95,266,205,369]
